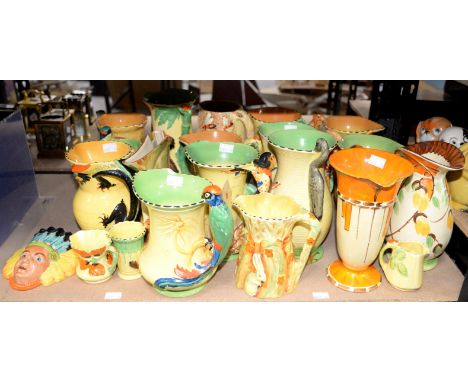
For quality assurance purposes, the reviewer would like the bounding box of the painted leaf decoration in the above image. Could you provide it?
[397,263,408,277]
[156,108,179,130]
[397,189,404,203]
[390,256,396,269]
[393,202,399,215]
[426,235,434,248]
[397,253,406,261]
[432,196,440,208]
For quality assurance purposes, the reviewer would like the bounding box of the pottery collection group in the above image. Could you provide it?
[3,91,466,298]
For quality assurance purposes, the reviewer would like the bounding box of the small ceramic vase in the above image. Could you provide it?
[439,126,468,148]
[143,88,197,174]
[447,142,468,211]
[2,227,77,291]
[108,221,146,280]
[66,141,139,230]
[70,229,119,284]
[325,115,385,138]
[388,142,465,270]
[247,106,302,130]
[185,141,273,260]
[97,113,147,144]
[415,117,452,143]
[338,134,403,153]
[133,169,234,297]
[233,193,321,298]
[379,241,428,291]
[198,100,256,141]
[328,148,414,292]
[267,128,337,261]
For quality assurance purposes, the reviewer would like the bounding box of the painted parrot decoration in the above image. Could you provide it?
[154,185,234,291]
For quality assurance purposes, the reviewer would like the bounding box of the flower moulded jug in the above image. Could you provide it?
[233,193,321,298]
[132,169,234,297]
[328,147,414,292]
[387,141,465,270]
[66,141,139,230]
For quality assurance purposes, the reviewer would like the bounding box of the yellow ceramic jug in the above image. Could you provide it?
[447,142,468,211]
[379,241,429,291]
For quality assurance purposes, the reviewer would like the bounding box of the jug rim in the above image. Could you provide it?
[143,88,197,106]
[268,128,337,152]
[185,141,259,169]
[66,141,133,164]
[399,141,465,171]
[233,194,305,222]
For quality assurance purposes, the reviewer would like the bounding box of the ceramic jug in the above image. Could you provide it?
[198,100,256,141]
[133,169,234,297]
[328,148,414,292]
[66,141,139,230]
[416,117,452,143]
[267,128,337,261]
[108,221,146,280]
[388,141,465,270]
[70,229,119,284]
[96,113,147,144]
[185,141,274,260]
[248,106,302,131]
[257,121,311,154]
[144,88,197,174]
[233,193,321,298]
[379,241,428,291]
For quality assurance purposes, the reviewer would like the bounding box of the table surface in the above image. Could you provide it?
[0,174,463,302]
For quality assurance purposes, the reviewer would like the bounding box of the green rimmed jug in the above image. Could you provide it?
[338,134,403,153]
[132,169,234,297]
[268,128,337,261]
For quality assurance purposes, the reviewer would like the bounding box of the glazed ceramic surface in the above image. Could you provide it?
[416,117,452,143]
[144,88,197,173]
[179,130,242,145]
[66,141,139,230]
[234,193,321,298]
[97,113,147,144]
[338,134,403,153]
[267,129,336,257]
[247,106,302,130]
[70,229,118,284]
[328,148,414,292]
[258,121,311,153]
[388,142,465,270]
[379,241,428,291]
[439,126,468,148]
[133,169,233,297]
[124,135,172,172]
[198,100,255,141]
[186,141,272,259]
[2,227,76,291]
[108,221,146,280]
[447,143,468,211]
[325,115,385,137]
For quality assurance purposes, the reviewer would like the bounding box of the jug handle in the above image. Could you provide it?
[291,211,321,286]
[234,109,255,140]
[379,241,398,272]
[106,245,119,275]
[244,137,262,152]
[93,168,139,223]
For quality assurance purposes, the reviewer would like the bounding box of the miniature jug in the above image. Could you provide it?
[234,193,321,298]
[379,241,428,291]
[70,229,119,284]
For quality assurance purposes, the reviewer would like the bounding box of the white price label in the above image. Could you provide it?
[104,292,122,300]
[365,154,386,169]
[103,143,117,153]
[284,123,298,130]
[167,175,184,187]
[219,143,234,153]
[312,292,330,300]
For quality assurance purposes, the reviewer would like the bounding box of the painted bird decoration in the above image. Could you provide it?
[308,138,329,220]
[154,185,234,291]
